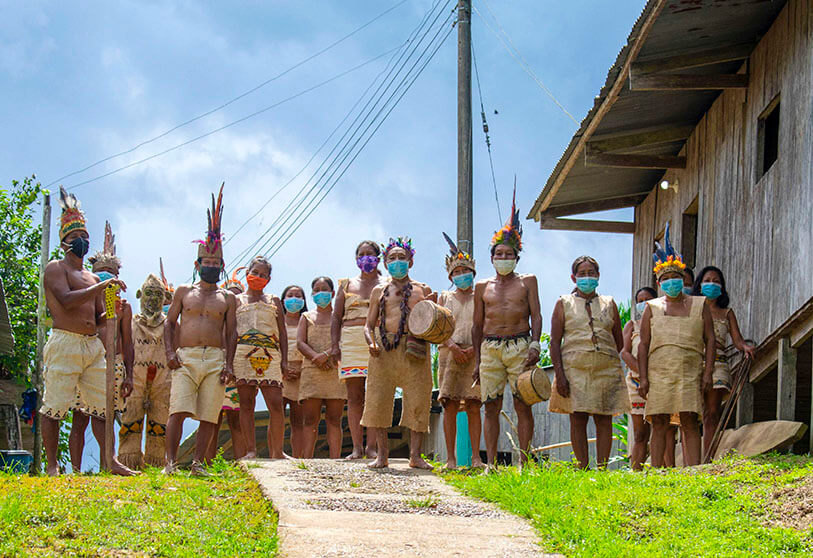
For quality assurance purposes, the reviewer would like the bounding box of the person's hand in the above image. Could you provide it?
[368,342,380,357]
[523,348,541,369]
[120,375,134,400]
[102,277,128,292]
[329,346,341,362]
[742,344,756,360]
[425,291,438,303]
[637,378,649,399]
[702,373,713,393]
[448,342,467,365]
[312,352,330,369]
[555,373,570,398]
[463,346,475,360]
[220,364,235,385]
[166,351,181,370]
[472,365,480,386]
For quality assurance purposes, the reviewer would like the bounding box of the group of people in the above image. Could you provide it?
[39,184,751,476]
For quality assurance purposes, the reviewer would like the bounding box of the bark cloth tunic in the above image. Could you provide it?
[337,278,372,379]
[299,312,347,401]
[233,299,282,388]
[437,290,480,403]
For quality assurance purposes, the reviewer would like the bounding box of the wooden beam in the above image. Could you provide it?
[543,193,648,218]
[736,380,753,429]
[810,342,813,454]
[790,310,813,347]
[632,43,753,74]
[776,337,797,421]
[750,343,778,383]
[585,149,686,169]
[588,124,695,153]
[630,73,749,91]
[539,216,634,234]
[530,0,668,218]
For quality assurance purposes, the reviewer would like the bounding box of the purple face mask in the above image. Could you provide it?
[356,255,380,273]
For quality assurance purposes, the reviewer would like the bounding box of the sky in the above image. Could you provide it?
[1,0,647,469]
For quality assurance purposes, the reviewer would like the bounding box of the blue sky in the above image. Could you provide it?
[2,0,647,468]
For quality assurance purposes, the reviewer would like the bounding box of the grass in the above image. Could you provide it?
[441,453,813,558]
[0,456,278,557]
[405,495,440,509]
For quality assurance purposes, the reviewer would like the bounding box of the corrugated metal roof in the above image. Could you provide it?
[529,0,788,219]
[0,278,14,355]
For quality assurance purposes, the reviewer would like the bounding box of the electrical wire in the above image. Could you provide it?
[471,44,502,224]
[46,0,410,188]
[474,1,578,125]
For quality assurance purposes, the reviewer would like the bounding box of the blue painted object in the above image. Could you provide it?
[0,450,33,474]
[455,412,472,467]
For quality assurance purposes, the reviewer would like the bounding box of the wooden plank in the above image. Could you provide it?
[776,337,797,421]
[539,217,635,234]
[543,194,648,218]
[632,43,754,75]
[587,124,695,153]
[751,344,778,383]
[585,150,686,169]
[630,73,749,91]
[532,0,668,216]
[790,306,813,347]
[736,380,754,428]
[713,420,808,459]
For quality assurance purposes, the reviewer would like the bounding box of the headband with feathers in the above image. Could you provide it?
[490,178,522,253]
[442,232,475,275]
[58,186,88,241]
[223,267,246,293]
[652,222,686,279]
[159,257,175,296]
[195,182,225,260]
[383,236,415,257]
[89,221,121,273]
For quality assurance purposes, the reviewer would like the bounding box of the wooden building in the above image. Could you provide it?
[529,0,812,452]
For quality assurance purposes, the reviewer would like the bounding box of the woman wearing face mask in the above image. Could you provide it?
[331,241,384,460]
[281,285,307,457]
[620,286,657,470]
[549,256,630,469]
[637,224,716,467]
[692,265,755,457]
[437,235,483,470]
[233,256,290,460]
[298,277,346,458]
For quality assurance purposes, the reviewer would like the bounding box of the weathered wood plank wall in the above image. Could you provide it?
[633,0,813,347]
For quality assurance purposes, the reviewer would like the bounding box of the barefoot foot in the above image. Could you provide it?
[365,447,377,459]
[46,464,60,477]
[345,448,364,460]
[444,459,457,470]
[111,458,139,476]
[162,461,178,476]
[367,456,389,469]
[190,461,210,477]
[409,455,432,470]
[471,457,486,469]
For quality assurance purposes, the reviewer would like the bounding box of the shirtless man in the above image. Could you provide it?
[361,238,435,469]
[70,222,134,473]
[40,187,135,476]
[163,185,237,474]
[472,194,542,467]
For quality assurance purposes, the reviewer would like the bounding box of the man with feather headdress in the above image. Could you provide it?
[41,187,135,476]
[472,185,542,468]
[163,183,238,475]
[69,221,135,472]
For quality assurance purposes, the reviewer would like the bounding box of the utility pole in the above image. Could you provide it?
[457,0,473,254]
[33,193,51,475]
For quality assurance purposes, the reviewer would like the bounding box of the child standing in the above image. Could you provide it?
[282,285,307,457]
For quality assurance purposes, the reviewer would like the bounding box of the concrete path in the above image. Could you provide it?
[245,458,553,557]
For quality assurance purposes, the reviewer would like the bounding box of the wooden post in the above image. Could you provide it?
[809,342,812,454]
[736,379,754,428]
[103,286,118,471]
[776,337,797,421]
[456,0,473,254]
[33,193,51,475]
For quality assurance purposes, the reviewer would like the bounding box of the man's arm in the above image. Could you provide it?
[120,303,135,398]
[524,275,542,367]
[45,262,125,310]
[223,292,238,380]
[610,300,624,353]
[330,282,346,358]
[364,286,383,356]
[636,305,652,398]
[471,281,486,384]
[164,285,186,370]
[549,299,568,397]
[701,303,716,393]
[619,321,638,372]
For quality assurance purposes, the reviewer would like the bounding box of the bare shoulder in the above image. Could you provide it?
[175,284,192,297]
[370,284,385,298]
[413,280,432,295]
[520,273,538,287]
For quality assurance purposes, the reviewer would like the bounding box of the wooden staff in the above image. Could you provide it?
[33,193,51,475]
[532,438,597,454]
[103,284,119,471]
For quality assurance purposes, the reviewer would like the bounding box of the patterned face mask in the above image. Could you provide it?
[356,255,380,273]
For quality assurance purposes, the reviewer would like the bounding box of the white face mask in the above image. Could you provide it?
[493,259,517,276]
[636,301,647,315]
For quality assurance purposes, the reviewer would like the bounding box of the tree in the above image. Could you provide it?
[0,176,44,384]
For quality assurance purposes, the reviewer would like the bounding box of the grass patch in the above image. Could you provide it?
[441,453,813,557]
[0,459,278,557]
[405,495,440,509]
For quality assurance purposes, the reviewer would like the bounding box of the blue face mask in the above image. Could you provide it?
[387,260,409,279]
[452,272,474,290]
[660,278,684,298]
[96,271,115,282]
[313,291,332,308]
[636,301,647,314]
[162,304,171,314]
[575,276,599,295]
[701,282,722,300]
[283,297,305,313]
[683,286,693,296]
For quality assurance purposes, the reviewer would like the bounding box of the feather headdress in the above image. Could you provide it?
[58,186,87,241]
[89,221,122,273]
[159,257,174,299]
[223,267,246,293]
[490,179,522,254]
[442,232,475,275]
[383,237,415,257]
[652,222,686,279]
[195,182,225,260]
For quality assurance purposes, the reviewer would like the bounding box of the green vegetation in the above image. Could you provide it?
[442,454,813,557]
[406,495,440,509]
[0,459,278,557]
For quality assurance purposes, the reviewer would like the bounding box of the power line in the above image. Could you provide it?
[471,44,502,224]
[46,0,410,188]
[226,1,453,272]
[473,1,578,125]
[64,44,405,191]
